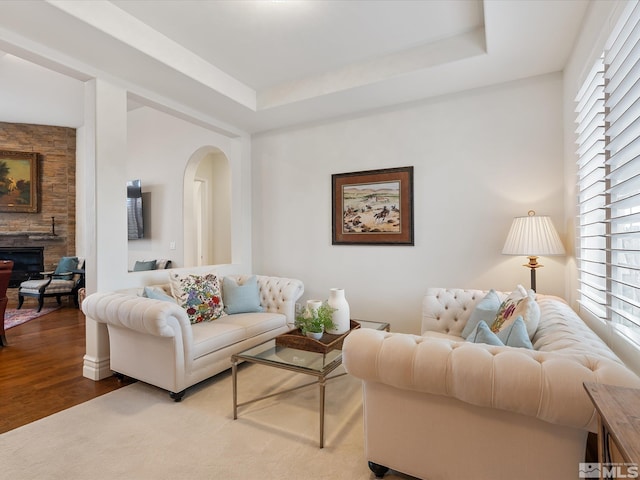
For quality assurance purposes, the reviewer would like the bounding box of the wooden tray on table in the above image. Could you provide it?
[275,320,361,354]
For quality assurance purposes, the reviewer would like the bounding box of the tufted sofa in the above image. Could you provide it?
[82,273,304,401]
[343,288,640,480]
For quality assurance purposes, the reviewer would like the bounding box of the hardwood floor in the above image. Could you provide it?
[0,304,134,434]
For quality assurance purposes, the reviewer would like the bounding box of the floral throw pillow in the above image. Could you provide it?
[169,272,225,324]
[490,285,540,339]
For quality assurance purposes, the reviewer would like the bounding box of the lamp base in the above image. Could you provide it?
[523,256,543,292]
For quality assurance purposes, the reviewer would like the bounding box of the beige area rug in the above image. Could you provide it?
[0,364,415,480]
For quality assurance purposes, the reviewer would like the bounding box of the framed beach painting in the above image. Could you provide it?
[0,150,39,213]
[332,166,414,245]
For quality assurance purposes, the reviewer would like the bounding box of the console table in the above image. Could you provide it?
[583,382,640,478]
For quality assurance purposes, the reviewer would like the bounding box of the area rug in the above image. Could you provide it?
[3,305,62,330]
[0,364,415,480]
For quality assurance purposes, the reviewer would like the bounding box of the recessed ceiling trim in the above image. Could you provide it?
[46,0,257,111]
[258,27,487,110]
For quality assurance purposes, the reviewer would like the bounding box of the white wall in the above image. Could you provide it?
[0,53,83,127]
[126,106,246,277]
[252,73,566,334]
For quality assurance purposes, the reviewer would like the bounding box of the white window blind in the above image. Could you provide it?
[575,57,607,319]
[576,1,640,342]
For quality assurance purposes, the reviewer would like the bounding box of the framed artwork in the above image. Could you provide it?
[0,150,39,213]
[332,166,414,245]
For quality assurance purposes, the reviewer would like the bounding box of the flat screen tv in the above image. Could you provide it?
[127,179,144,240]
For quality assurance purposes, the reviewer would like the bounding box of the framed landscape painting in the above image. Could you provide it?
[332,166,414,245]
[0,150,39,213]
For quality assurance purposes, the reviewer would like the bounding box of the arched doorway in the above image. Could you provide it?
[183,147,231,267]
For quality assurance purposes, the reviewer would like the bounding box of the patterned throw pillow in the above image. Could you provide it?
[169,272,225,324]
[490,285,540,339]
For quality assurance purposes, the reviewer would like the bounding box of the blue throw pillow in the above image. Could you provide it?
[466,320,504,346]
[143,286,177,304]
[497,316,534,349]
[54,256,79,280]
[461,289,502,338]
[222,276,264,314]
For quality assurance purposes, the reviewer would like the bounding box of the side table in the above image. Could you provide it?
[583,382,640,479]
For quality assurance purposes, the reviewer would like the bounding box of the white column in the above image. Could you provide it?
[81,78,128,380]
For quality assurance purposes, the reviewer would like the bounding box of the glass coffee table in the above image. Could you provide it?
[231,319,389,448]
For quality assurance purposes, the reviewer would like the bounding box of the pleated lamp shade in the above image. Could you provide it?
[502,211,565,256]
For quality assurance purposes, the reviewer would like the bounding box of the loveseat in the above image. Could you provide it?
[82,272,304,401]
[343,287,640,480]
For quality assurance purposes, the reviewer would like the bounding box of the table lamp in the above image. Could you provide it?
[502,210,565,291]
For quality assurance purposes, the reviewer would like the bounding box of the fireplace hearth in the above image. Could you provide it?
[0,247,45,287]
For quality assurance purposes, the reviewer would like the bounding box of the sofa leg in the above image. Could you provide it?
[170,390,185,402]
[113,372,125,382]
[17,295,24,310]
[368,462,389,478]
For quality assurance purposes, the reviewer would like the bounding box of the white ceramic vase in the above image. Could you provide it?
[326,288,350,334]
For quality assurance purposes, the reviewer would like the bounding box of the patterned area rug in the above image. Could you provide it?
[4,306,62,329]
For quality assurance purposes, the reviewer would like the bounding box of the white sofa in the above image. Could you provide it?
[82,273,304,401]
[343,288,640,480]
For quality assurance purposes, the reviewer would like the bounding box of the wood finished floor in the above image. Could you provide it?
[0,303,134,434]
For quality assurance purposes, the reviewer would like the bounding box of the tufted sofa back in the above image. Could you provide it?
[226,274,304,323]
[117,273,304,324]
[422,288,505,336]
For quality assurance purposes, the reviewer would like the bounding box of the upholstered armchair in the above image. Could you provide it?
[17,256,85,312]
[0,260,13,346]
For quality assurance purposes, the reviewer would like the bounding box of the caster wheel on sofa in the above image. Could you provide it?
[368,461,389,478]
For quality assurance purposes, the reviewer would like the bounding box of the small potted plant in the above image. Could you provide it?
[295,301,336,339]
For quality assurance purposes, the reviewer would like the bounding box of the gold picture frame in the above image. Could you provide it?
[0,150,39,213]
[332,166,414,245]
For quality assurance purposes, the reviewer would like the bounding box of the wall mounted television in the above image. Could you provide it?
[127,179,144,240]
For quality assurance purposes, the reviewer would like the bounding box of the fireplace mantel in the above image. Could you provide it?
[0,232,64,242]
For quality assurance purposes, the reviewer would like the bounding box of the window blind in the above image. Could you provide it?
[605,1,640,338]
[576,1,640,342]
[575,57,607,319]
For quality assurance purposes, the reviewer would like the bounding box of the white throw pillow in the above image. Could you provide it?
[490,286,539,339]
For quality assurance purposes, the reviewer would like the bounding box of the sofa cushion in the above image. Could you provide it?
[461,289,501,338]
[191,322,247,360]
[169,272,225,324]
[491,286,540,338]
[466,321,503,346]
[191,312,287,359]
[216,312,287,338]
[222,275,264,314]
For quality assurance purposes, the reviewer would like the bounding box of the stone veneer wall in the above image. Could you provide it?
[0,122,76,306]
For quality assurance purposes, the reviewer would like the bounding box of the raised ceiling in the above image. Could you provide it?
[0,0,590,134]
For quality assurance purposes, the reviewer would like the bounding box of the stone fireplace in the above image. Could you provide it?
[0,122,76,306]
